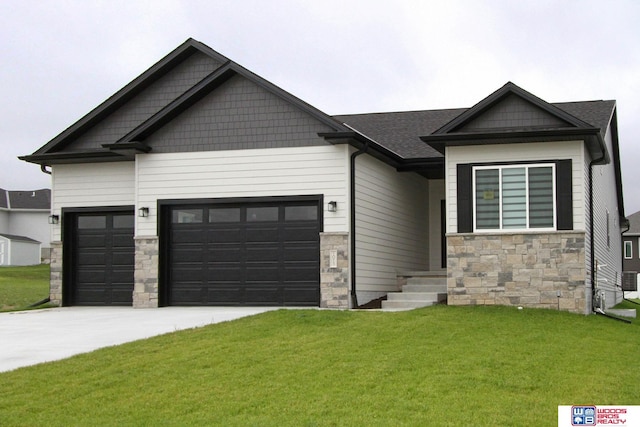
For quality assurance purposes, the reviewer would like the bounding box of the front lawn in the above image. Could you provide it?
[0,264,50,312]
[0,305,638,426]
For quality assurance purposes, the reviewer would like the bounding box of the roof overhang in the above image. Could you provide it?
[421,127,607,165]
[319,130,444,178]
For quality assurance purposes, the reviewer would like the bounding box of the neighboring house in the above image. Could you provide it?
[622,211,640,298]
[0,188,51,265]
[20,39,626,314]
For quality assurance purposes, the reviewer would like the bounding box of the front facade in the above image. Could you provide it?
[22,39,626,314]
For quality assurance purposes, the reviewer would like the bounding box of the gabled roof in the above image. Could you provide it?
[0,233,40,243]
[420,82,609,163]
[624,211,640,236]
[0,188,50,210]
[21,39,349,165]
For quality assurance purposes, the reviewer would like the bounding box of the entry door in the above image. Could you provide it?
[71,211,135,305]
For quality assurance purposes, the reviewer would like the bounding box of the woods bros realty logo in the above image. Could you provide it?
[558,406,640,426]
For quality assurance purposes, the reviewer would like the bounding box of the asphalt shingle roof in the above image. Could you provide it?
[0,189,51,210]
[333,100,615,160]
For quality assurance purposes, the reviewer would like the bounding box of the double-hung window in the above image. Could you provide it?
[473,164,556,231]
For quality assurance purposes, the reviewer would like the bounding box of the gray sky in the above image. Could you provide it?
[2,0,639,213]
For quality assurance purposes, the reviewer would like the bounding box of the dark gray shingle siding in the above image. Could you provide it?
[63,52,223,151]
[146,75,334,152]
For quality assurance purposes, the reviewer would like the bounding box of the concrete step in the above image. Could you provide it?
[387,292,445,302]
[406,276,447,287]
[381,300,440,310]
[403,283,447,293]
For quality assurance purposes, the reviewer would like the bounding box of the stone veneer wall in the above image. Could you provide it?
[447,232,587,313]
[320,232,349,309]
[49,241,63,305]
[133,236,159,308]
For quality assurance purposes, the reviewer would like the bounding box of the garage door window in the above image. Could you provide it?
[209,208,241,223]
[172,209,203,224]
[113,214,135,228]
[247,207,278,222]
[77,216,106,229]
[285,205,318,221]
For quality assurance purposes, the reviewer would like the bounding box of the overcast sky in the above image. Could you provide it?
[2,0,639,213]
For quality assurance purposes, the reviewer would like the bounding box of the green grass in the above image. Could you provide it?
[0,264,51,312]
[1,305,638,426]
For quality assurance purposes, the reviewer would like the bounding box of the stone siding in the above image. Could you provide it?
[447,232,587,313]
[133,236,159,308]
[320,232,349,309]
[49,241,63,305]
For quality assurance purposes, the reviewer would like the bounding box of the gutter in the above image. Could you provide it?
[350,142,369,308]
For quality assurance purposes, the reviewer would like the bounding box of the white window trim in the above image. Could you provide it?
[624,240,633,259]
[472,163,557,233]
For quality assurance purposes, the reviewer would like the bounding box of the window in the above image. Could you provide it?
[624,240,633,259]
[473,164,555,231]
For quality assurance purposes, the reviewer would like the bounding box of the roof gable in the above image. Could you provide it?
[21,39,347,165]
[434,82,593,134]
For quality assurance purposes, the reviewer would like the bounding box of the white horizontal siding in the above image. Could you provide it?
[590,125,624,308]
[354,154,429,297]
[136,145,349,235]
[51,162,136,240]
[446,141,585,233]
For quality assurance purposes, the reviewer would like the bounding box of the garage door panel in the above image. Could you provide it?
[77,235,107,249]
[207,246,242,262]
[206,265,242,281]
[245,226,279,242]
[77,269,106,283]
[77,252,107,266]
[172,246,205,263]
[282,226,319,241]
[246,265,279,281]
[208,228,243,243]
[243,287,280,305]
[284,287,319,305]
[171,229,207,244]
[206,288,242,305]
[245,246,279,262]
[283,245,318,262]
[168,201,319,306]
[112,234,135,247]
[284,265,319,282]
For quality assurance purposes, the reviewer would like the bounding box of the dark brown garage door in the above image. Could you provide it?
[71,212,135,305]
[166,199,321,306]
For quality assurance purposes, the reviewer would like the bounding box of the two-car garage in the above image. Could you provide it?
[65,197,322,307]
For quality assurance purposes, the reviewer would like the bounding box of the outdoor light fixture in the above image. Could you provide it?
[328,201,337,212]
[48,214,59,225]
[138,207,149,218]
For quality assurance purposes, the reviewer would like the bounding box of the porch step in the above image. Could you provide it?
[381,272,447,311]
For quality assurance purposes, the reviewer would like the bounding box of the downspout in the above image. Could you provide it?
[350,142,369,308]
[589,150,606,314]
[40,165,52,175]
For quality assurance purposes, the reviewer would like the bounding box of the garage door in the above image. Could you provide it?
[167,200,321,306]
[72,212,135,305]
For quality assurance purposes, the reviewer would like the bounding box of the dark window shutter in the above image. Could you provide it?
[556,159,573,230]
[457,164,473,233]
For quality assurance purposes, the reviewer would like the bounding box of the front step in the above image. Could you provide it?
[381,271,447,311]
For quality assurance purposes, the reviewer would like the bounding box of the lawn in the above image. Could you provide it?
[1,305,638,426]
[0,264,50,312]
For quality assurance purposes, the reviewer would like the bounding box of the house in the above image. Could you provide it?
[622,211,640,298]
[0,188,51,265]
[20,38,626,314]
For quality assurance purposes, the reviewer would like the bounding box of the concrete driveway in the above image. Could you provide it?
[0,306,279,373]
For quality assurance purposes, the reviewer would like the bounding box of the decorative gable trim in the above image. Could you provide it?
[420,82,608,164]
